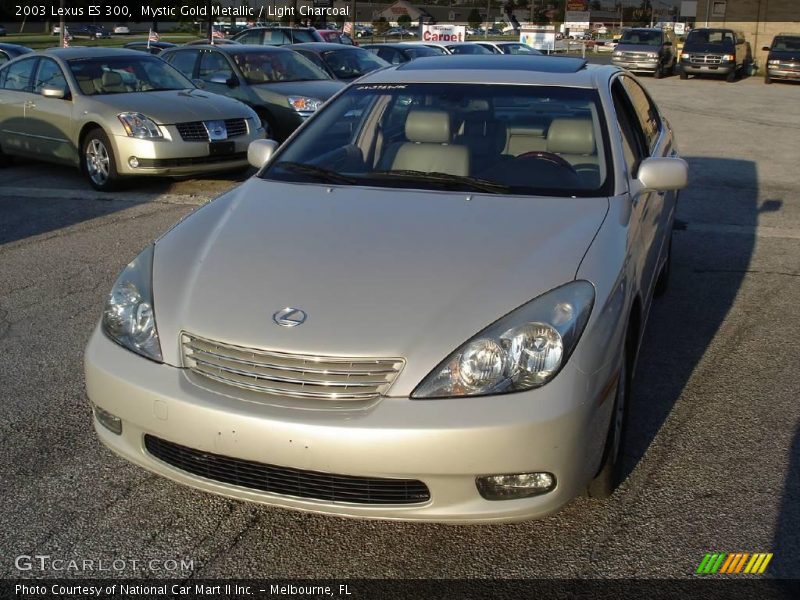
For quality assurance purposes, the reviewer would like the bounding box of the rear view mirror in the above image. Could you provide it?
[637,157,688,193]
[209,73,238,87]
[762,45,771,51]
[247,138,279,169]
[41,85,66,99]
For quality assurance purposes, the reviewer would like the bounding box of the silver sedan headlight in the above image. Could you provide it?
[102,244,162,362]
[117,112,163,139]
[412,281,594,399]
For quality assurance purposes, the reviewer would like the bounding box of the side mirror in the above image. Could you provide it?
[41,85,66,99]
[209,73,238,87]
[762,45,770,52]
[247,138,279,169]
[637,157,688,193]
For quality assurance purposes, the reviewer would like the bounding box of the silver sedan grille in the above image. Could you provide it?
[181,333,404,401]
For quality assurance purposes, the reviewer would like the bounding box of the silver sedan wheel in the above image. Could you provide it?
[85,139,110,186]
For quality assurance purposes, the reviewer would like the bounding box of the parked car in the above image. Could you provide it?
[113,24,130,35]
[123,41,178,55]
[679,28,749,82]
[232,26,323,46]
[611,27,676,78]
[0,24,7,37]
[69,24,111,40]
[290,43,389,81]
[84,55,687,523]
[398,42,451,55]
[184,38,241,46]
[0,43,34,67]
[361,42,446,64]
[443,42,494,55]
[385,27,416,38]
[52,25,62,36]
[354,25,373,38]
[316,30,356,46]
[160,44,344,142]
[0,48,263,190]
[475,42,543,55]
[762,33,800,84]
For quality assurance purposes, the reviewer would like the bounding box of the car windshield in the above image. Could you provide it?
[321,49,387,79]
[261,83,611,198]
[685,29,735,48]
[448,44,493,55]
[67,56,193,95]
[231,50,329,83]
[619,30,663,45]
[405,46,443,58]
[291,30,319,43]
[772,36,800,51]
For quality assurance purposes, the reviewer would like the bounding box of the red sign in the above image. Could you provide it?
[566,0,589,10]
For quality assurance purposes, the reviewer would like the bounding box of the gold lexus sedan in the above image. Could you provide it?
[0,48,264,190]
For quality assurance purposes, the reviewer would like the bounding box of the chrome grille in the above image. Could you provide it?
[175,119,248,141]
[620,51,649,60]
[182,333,404,400]
[145,435,430,505]
[696,54,723,64]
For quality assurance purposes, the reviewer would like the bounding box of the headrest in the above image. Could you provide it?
[547,119,595,155]
[101,71,123,87]
[405,110,451,144]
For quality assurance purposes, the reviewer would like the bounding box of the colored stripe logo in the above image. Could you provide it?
[696,552,773,574]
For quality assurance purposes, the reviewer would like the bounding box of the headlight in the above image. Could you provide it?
[768,59,780,65]
[287,96,323,113]
[612,51,622,57]
[117,112,162,139]
[681,52,692,60]
[412,281,594,399]
[647,52,658,59]
[102,244,162,362]
[721,54,734,61]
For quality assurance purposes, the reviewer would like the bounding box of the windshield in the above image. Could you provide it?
[685,29,735,48]
[619,30,663,46]
[321,49,388,79]
[448,44,493,55]
[405,46,444,58]
[261,83,611,198]
[772,36,800,51]
[231,50,329,83]
[291,30,319,43]
[68,56,192,95]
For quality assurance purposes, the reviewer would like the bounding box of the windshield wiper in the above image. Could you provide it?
[274,161,356,184]
[370,170,510,194]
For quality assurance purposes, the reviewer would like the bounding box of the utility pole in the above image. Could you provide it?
[485,0,490,39]
[59,0,65,47]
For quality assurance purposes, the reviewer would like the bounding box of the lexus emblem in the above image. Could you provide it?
[273,307,307,327]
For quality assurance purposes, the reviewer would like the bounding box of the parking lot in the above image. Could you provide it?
[1,73,799,579]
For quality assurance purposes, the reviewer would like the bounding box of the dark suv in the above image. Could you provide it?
[611,27,676,78]
[679,28,748,82]
[763,34,800,84]
[231,27,323,46]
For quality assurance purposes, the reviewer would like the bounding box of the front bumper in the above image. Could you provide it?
[766,67,800,80]
[680,60,736,75]
[612,59,659,73]
[111,125,264,176]
[84,326,614,523]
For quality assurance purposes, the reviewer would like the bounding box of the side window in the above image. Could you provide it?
[34,58,68,95]
[378,48,401,64]
[298,51,326,72]
[264,30,290,45]
[620,76,660,152]
[611,79,648,178]
[166,50,199,79]
[1,57,37,91]
[198,51,234,83]
[0,52,9,68]
[236,29,263,44]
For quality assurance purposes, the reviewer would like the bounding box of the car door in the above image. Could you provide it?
[0,56,38,157]
[610,76,666,311]
[25,57,76,163]
[163,48,201,82]
[197,50,245,101]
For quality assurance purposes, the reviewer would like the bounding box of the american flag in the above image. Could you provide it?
[148,30,160,42]
[343,22,353,34]
[212,29,225,39]
[62,28,72,48]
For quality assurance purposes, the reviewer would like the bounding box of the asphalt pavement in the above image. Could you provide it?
[0,73,798,580]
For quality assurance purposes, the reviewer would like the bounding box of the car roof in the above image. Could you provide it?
[0,43,33,53]
[361,42,423,49]
[357,55,615,88]
[40,47,145,59]
[290,42,361,52]
[166,43,295,54]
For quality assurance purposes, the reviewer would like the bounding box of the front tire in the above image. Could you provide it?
[82,129,120,192]
[764,75,772,84]
[587,349,630,499]
[653,65,663,79]
[679,70,688,80]
[726,69,737,83]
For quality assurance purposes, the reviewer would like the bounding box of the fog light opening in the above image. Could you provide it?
[128,157,139,168]
[92,404,123,435]
[476,472,555,500]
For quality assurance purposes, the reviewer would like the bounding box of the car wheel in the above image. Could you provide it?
[654,232,672,297]
[726,69,737,83]
[653,65,663,79]
[679,70,688,80]
[587,347,630,499]
[764,75,772,84]
[82,129,120,192]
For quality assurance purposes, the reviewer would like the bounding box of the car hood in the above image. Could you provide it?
[83,89,254,125]
[152,180,608,394]
[615,43,662,53]
[251,79,345,100]
[683,43,733,54]
[769,50,800,62]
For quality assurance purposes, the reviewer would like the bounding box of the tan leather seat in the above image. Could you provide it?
[547,118,600,186]
[391,110,469,176]
[504,126,548,156]
[96,71,127,94]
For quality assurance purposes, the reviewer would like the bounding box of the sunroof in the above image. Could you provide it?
[398,55,588,73]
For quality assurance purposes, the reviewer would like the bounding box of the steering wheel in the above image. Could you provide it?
[515,151,576,172]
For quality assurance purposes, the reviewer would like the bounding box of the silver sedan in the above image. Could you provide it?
[0,48,264,190]
[85,56,688,522]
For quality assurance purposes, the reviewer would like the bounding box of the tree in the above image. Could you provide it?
[468,9,482,30]
[373,16,390,35]
[398,14,412,28]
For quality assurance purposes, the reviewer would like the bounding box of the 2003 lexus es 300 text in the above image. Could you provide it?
[85,56,688,523]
